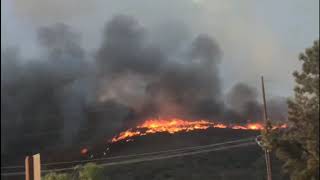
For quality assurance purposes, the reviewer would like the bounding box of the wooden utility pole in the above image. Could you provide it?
[261,76,273,180]
[25,153,41,180]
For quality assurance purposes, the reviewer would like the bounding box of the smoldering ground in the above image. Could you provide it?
[1,15,287,158]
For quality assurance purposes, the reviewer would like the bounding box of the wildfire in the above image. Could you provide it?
[111,118,286,143]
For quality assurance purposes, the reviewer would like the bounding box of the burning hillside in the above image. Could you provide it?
[1,15,288,167]
[110,118,287,143]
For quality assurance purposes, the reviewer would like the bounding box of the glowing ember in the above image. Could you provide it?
[214,124,228,128]
[80,148,89,155]
[111,118,286,143]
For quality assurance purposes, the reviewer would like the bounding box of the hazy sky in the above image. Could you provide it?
[1,0,319,97]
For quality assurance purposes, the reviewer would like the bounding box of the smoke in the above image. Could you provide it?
[96,15,223,121]
[1,24,95,155]
[225,83,288,123]
[225,83,261,121]
[10,0,98,24]
[1,15,288,159]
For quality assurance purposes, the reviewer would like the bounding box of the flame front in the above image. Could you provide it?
[111,118,286,143]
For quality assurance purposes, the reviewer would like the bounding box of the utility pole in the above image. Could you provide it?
[261,76,273,180]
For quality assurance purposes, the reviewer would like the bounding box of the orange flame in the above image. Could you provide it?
[231,123,264,130]
[111,118,286,143]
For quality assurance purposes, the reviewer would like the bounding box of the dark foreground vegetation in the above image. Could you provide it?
[43,128,288,180]
[264,40,319,180]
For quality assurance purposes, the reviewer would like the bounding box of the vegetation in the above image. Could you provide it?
[43,172,71,180]
[78,163,104,180]
[43,163,104,180]
[39,129,289,180]
[264,40,319,180]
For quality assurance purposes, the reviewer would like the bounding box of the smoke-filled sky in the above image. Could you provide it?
[2,0,319,97]
[1,0,318,160]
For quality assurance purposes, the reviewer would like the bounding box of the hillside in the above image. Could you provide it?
[41,128,289,180]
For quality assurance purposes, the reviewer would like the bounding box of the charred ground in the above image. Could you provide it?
[2,128,288,180]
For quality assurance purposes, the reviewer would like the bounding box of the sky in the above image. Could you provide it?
[1,0,319,97]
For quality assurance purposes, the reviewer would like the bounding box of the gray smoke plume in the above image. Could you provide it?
[1,23,95,158]
[225,83,288,123]
[225,83,262,122]
[96,15,223,121]
[1,15,288,161]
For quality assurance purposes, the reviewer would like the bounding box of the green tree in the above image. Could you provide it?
[264,40,319,180]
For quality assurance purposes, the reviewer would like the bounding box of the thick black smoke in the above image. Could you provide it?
[96,15,223,122]
[1,24,96,158]
[225,83,288,123]
[225,83,262,122]
[1,15,287,161]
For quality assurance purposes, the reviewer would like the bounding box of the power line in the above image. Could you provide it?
[46,142,256,173]
[43,137,255,167]
[1,137,254,169]
[1,141,256,177]
[0,165,24,170]
[101,142,256,167]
